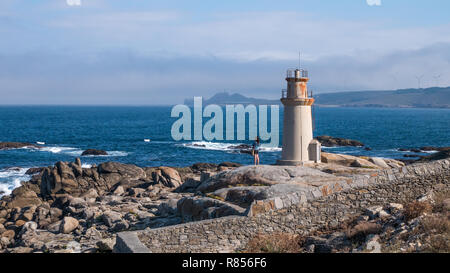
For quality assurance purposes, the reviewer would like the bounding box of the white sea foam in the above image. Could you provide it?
[393,148,439,154]
[40,146,82,155]
[147,140,175,144]
[38,146,128,157]
[181,141,238,151]
[105,151,129,157]
[81,163,92,169]
[259,146,282,152]
[181,141,281,152]
[0,167,31,197]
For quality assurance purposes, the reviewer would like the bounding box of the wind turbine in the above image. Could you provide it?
[414,74,425,89]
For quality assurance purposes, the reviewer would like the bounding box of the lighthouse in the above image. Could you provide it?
[277,68,321,165]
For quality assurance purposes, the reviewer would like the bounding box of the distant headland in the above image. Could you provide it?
[185,87,450,109]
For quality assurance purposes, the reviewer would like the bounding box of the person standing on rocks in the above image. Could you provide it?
[252,137,261,165]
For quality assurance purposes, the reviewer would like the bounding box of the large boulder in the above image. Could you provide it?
[176,196,246,222]
[321,153,379,169]
[25,167,45,175]
[109,179,147,193]
[101,211,128,232]
[40,159,85,198]
[368,157,390,169]
[213,186,269,207]
[97,238,116,252]
[5,189,42,209]
[98,162,146,182]
[60,217,79,234]
[383,158,406,168]
[157,199,179,217]
[19,221,37,237]
[39,160,147,198]
[152,167,182,188]
[1,229,15,240]
[174,178,201,193]
[196,165,342,193]
[18,229,77,253]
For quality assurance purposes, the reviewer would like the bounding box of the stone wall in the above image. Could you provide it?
[133,159,450,253]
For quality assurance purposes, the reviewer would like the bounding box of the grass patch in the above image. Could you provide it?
[345,222,382,243]
[404,201,432,221]
[243,233,303,253]
[412,214,450,253]
[431,190,450,213]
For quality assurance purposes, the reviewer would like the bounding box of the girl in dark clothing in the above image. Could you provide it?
[252,137,260,165]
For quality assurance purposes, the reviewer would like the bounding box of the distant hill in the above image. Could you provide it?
[184,92,280,106]
[185,87,450,108]
[314,87,450,108]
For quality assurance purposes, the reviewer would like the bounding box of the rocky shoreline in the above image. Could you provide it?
[0,158,250,253]
[0,139,448,253]
[0,151,412,253]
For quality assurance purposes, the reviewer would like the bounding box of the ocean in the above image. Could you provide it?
[0,105,449,196]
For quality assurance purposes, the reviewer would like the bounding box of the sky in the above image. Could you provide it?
[0,0,449,105]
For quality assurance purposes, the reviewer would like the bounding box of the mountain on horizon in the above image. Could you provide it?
[184,87,450,108]
[315,87,450,108]
[184,92,280,106]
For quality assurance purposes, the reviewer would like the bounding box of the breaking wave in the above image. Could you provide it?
[0,167,31,197]
[181,141,281,152]
[38,146,128,157]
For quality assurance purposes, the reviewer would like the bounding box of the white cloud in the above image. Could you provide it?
[366,0,382,6]
[1,42,449,105]
[41,10,450,64]
[66,0,82,6]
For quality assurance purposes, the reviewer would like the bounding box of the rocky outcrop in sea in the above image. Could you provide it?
[0,142,42,150]
[315,135,365,147]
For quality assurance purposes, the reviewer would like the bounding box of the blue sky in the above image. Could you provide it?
[1,0,450,105]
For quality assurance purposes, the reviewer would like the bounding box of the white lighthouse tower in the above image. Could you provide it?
[277,68,321,165]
